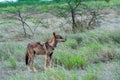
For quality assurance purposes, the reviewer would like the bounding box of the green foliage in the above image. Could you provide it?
[53,50,87,69]
[64,39,77,49]
[3,6,18,12]
[82,73,98,80]
[9,57,17,67]
[81,42,103,52]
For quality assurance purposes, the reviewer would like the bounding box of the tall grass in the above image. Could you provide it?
[61,27,120,67]
[53,49,87,69]
[0,42,25,63]
[68,26,120,46]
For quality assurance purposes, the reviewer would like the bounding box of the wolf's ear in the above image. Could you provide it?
[53,32,56,36]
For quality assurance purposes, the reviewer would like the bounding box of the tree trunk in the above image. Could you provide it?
[18,11,27,37]
[22,22,27,37]
[71,9,76,33]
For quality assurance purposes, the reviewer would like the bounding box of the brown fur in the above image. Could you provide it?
[25,32,66,72]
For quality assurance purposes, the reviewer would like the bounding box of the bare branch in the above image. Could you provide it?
[17,10,34,36]
[74,1,81,10]
[24,22,34,35]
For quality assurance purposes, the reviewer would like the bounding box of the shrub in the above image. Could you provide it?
[53,50,87,69]
[64,38,77,49]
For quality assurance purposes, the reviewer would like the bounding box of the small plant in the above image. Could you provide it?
[9,57,17,67]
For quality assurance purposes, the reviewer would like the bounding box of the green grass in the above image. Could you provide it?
[68,26,120,46]
[9,56,17,67]
[43,68,78,80]
[53,50,87,69]
[64,38,77,49]
[82,73,98,80]
[0,42,25,62]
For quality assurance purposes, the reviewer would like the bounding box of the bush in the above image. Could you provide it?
[64,38,77,49]
[53,50,87,69]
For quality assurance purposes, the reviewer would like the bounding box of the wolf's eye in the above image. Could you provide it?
[56,35,63,39]
[59,36,63,39]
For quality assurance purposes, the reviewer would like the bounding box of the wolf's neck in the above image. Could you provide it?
[48,37,57,47]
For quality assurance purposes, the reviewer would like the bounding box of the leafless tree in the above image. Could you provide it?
[56,0,109,33]
[17,10,34,37]
[2,5,41,37]
[67,0,82,33]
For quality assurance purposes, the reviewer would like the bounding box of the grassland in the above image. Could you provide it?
[0,0,120,80]
[0,20,120,80]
